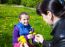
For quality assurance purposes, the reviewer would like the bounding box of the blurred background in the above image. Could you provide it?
[0,0,52,47]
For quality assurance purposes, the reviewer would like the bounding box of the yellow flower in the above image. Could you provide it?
[18,36,27,44]
[33,32,36,35]
[29,31,33,34]
[29,31,36,35]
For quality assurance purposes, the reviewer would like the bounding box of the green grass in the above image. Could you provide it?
[0,4,52,47]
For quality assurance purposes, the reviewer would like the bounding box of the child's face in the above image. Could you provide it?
[19,14,29,26]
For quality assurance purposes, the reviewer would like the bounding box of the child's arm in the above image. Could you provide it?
[24,27,34,40]
[13,26,19,46]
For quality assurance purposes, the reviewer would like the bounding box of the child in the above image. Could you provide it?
[13,12,35,47]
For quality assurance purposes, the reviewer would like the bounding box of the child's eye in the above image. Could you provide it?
[23,18,29,20]
[27,19,29,20]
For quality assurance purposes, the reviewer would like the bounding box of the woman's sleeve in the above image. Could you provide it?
[13,26,19,45]
[42,40,51,47]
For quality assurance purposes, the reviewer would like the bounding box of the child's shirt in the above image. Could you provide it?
[13,22,34,45]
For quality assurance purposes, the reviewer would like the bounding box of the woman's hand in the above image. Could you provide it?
[34,34,44,43]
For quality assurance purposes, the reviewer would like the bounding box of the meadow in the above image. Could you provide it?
[0,4,52,47]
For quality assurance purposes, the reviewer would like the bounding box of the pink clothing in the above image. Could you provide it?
[13,43,20,47]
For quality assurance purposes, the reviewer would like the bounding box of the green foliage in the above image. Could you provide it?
[13,0,21,5]
[0,5,52,47]
[0,0,42,7]
[0,0,21,5]
[0,0,8,4]
[0,0,1,3]
[0,0,13,4]
[7,0,13,4]
[21,0,42,7]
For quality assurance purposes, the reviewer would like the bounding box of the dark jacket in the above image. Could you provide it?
[43,18,65,47]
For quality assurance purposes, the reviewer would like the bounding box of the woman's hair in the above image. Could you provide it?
[36,0,65,18]
[36,0,50,15]
[19,12,28,19]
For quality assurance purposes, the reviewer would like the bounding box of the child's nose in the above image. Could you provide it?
[25,20,28,22]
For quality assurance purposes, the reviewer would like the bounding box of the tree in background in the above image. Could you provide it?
[13,0,21,5]
[0,0,42,7]
[0,0,1,4]
[21,0,42,7]
[0,0,7,4]
[8,0,13,4]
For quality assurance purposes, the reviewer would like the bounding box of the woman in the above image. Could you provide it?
[36,0,65,47]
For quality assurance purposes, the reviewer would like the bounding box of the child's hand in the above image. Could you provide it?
[24,43,29,47]
[18,36,27,44]
[19,43,29,47]
[27,34,33,39]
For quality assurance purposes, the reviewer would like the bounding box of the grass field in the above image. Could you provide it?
[0,4,52,47]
